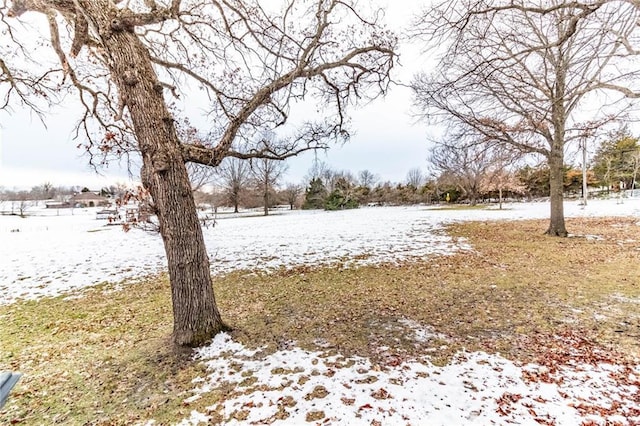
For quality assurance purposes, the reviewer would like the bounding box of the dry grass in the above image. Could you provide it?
[221,217,640,364]
[0,275,202,424]
[1,217,639,424]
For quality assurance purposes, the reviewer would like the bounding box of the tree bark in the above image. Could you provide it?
[232,185,240,213]
[263,183,269,216]
[84,2,225,345]
[469,190,477,206]
[547,49,568,238]
[546,147,567,237]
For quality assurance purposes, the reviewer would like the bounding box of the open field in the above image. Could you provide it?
[2,199,639,305]
[1,200,640,424]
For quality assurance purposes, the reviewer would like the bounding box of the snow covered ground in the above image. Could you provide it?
[2,198,640,425]
[1,198,639,305]
[175,331,639,426]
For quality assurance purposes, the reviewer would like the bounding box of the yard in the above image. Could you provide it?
[1,200,639,425]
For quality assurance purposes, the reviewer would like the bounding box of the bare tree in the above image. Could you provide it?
[479,150,525,209]
[108,182,130,201]
[358,169,379,189]
[12,190,32,217]
[282,183,303,210]
[412,0,640,236]
[356,169,378,204]
[179,122,215,192]
[406,168,424,189]
[305,159,336,190]
[249,140,288,216]
[29,182,55,200]
[429,141,491,205]
[41,182,54,199]
[187,163,214,193]
[2,0,396,345]
[216,157,250,214]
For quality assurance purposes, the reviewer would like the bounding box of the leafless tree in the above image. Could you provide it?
[282,183,303,210]
[412,0,640,236]
[358,169,378,189]
[429,142,489,205]
[479,149,525,209]
[187,163,214,193]
[428,121,523,206]
[2,0,396,345]
[305,159,335,189]
[108,182,130,200]
[12,190,32,217]
[356,169,378,203]
[406,167,424,189]
[178,121,215,192]
[41,182,54,199]
[249,139,288,216]
[30,182,55,200]
[215,157,250,214]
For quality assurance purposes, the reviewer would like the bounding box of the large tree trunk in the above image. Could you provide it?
[263,184,269,216]
[547,56,568,238]
[232,190,239,213]
[86,3,225,345]
[547,145,568,237]
[469,187,477,206]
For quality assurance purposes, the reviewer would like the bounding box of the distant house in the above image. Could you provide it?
[69,192,110,208]
[45,201,71,209]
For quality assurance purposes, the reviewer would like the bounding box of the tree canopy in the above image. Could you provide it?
[1,0,397,346]
[592,130,640,190]
[412,0,640,235]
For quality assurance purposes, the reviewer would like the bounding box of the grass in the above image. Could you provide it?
[0,275,198,424]
[1,217,639,424]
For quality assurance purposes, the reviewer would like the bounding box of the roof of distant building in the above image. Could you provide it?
[69,192,109,201]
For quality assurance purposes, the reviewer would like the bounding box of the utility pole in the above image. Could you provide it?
[581,139,588,206]
[633,151,639,197]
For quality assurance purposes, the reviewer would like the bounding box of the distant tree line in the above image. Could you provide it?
[0,183,130,203]
[202,129,639,212]
[0,183,132,217]
[4,131,636,215]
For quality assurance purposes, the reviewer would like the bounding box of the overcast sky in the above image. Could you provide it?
[0,0,433,191]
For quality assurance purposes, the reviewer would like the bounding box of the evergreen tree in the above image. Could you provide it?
[592,131,640,190]
[325,190,359,210]
[517,165,550,198]
[325,176,358,210]
[302,178,328,210]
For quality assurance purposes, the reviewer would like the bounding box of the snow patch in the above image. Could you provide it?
[177,333,640,425]
[2,198,639,305]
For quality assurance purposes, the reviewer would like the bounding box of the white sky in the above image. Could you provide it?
[0,0,433,191]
